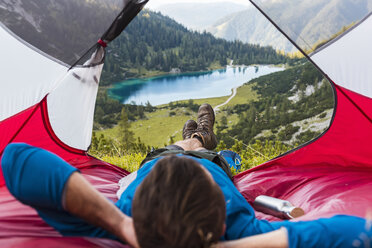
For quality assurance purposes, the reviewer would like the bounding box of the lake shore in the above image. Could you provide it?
[106,63,287,87]
[108,65,284,106]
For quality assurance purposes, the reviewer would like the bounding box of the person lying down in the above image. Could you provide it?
[2,104,371,248]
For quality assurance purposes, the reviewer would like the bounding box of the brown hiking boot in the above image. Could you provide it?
[182,119,197,140]
[191,104,217,150]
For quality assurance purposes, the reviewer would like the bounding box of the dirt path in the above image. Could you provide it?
[214,87,237,112]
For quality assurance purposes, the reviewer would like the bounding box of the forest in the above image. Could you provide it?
[100,10,296,84]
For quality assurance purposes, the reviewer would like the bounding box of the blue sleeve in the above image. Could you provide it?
[199,158,279,240]
[221,182,278,240]
[1,143,77,210]
[1,143,116,240]
[284,215,370,248]
[223,191,277,239]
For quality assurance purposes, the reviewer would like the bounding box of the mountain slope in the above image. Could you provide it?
[218,62,334,147]
[207,7,293,52]
[151,2,249,31]
[208,0,371,52]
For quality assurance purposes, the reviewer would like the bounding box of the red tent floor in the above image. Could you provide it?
[235,164,372,222]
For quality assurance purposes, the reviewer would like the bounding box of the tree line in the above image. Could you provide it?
[100,10,297,84]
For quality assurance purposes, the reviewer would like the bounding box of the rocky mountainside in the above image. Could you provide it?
[152,0,371,52]
[208,0,371,52]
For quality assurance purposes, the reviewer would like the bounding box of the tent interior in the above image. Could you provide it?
[0,0,372,247]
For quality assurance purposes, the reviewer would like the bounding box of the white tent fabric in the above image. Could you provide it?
[311,14,372,98]
[0,24,67,121]
[47,64,103,150]
[0,24,102,150]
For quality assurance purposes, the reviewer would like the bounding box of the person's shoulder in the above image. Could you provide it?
[2,143,36,160]
[190,157,232,184]
[4,143,32,151]
[138,156,163,176]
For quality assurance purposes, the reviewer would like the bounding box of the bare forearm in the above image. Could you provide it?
[215,229,288,248]
[64,172,137,246]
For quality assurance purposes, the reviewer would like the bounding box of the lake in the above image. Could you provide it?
[108,65,284,106]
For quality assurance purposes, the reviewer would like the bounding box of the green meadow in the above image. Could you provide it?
[96,82,257,148]
[91,80,298,174]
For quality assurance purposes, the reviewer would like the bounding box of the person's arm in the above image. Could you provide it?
[64,172,138,247]
[214,228,288,248]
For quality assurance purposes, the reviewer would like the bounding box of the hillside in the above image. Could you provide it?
[219,62,334,147]
[207,7,294,52]
[150,2,249,31]
[101,10,293,84]
[153,0,371,52]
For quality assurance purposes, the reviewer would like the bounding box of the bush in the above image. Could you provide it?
[318,112,327,119]
[295,130,321,145]
[277,125,300,141]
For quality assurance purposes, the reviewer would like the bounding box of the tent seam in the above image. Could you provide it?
[334,84,372,124]
[40,98,86,156]
[0,101,41,157]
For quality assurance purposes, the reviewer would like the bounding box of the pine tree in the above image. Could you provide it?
[118,108,135,151]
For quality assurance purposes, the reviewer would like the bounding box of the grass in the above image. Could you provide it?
[131,107,196,147]
[97,107,196,148]
[99,154,146,172]
[91,139,292,174]
[224,83,259,108]
[97,82,258,148]
[93,82,294,174]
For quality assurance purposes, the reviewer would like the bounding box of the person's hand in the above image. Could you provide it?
[63,172,140,247]
[121,216,139,248]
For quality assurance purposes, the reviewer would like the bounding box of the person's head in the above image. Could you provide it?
[132,155,226,248]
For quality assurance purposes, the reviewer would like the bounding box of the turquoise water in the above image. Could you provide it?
[108,65,284,106]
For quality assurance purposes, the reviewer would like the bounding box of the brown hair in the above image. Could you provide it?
[132,155,226,248]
